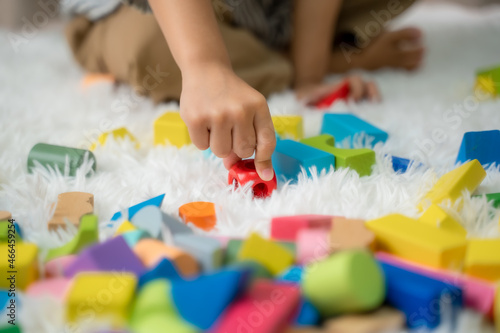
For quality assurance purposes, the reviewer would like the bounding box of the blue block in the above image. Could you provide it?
[171,268,249,330]
[321,113,388,147]
[131,205,162,239]
[272,140,335,182]
[138,258,182,289]
[0,290,8,310]
[110,194,165,222]
[456,130,500,166]
[122,230,150,248]
[278,266,304,283]
[295,299,320,326]
[380,261,462,330]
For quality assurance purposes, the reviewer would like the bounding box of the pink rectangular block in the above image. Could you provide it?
[376,252,496,318]
[26,278,72,301]
[296,229,330,265]
[270,215,333,241]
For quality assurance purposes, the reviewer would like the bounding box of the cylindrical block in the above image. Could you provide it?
[302,250,385,317]
[27,143,96,176]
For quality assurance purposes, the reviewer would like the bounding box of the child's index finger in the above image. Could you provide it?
[253,112,277,182]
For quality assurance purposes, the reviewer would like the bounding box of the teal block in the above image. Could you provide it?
[456,130,500,167]
[321,113,388,147]
[122,230,150,247]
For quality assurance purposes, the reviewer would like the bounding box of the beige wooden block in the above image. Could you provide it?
[330,217,375,252]
[48,192,94,230]
[325,307,405,333]
[0,211,12,221]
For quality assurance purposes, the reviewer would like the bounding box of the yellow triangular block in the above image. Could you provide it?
[90,127,139,151]
[419,204,467,239]
[115,220,137,235]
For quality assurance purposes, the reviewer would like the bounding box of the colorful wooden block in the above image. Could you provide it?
[212,280,300,333]
[272,115,304,140]
[0,221,21,243]
[224,239,296,266]
[228,159,277,198]
[138,258,182,288]
[0,290,8,311]
[0,242,38,290]
[418,159,486,211]
[314,81,350,109]
[476,64,500,96]
[89,127,139,151]
[110,194,165,222]
[296,229,329,265]
[324,307,405,333]
[66,272,136,326]
[366,214,467,270]
[456,130,500,166]
[154,111,191,147]
[272,139,335,181]
[278,266,304,284]
[133,238,199,277]
[130,205,162,239]
[495,287,500,333]
[162,212,193,235]
[270,215,332,242]
[391,155,421,173]
[321,113,388,147]
[26,277,72,301]
[48,192,94,230]
[329,217,375,252]
[238,233,295,276]
[114,220,137,235]
[228,260,273,283]
[178,201,217,231]
[173,234,223,272]
[45,255,77,278]
[301,134,375,176]
[121,230,150,248]
[294,300,320,327]
[65,236,145,277]
[0,211,11,221]
[465,239,500,282]
[27,143,96,177]
[476,192,500,209]
[302,250,385,317]
[171,268,249,329]
[419,204,467,238]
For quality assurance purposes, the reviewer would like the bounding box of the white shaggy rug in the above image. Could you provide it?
[1,2,500,332]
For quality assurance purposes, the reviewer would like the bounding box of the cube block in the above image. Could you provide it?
[228,159,277,198]
[456,130,500,166]
[272,115,303,140]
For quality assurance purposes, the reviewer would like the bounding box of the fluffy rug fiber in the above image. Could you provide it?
[1,2,500,332]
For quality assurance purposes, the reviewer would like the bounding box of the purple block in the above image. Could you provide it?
[65,236,145,277]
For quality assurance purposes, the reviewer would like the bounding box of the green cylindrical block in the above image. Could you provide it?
[302,250,385,317]
[27,143,96,177]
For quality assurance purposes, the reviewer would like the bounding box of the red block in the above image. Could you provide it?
[314,81,350,109]
[212,280,300,333]
[270,215,333,242]
[228,159,277,198]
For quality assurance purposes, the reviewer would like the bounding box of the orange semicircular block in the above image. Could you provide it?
[178,202,217,231]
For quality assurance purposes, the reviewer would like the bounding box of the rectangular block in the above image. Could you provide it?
[272,115,303,140]
[270,215,332,241]
[329,217,375,252]
[418,204,467,238]
[465,239,500,282]
[321,113,388,147]
[456,130,500,166]
[154,111,191,147]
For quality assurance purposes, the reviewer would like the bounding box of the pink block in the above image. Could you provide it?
[296,229,330,265]
[270,215,333,241]
[45,255,77,277]
[26,278,72,301]
[376,252,496,318]
[212,280,300,333]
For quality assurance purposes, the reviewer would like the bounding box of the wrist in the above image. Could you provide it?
[180,58,232,79]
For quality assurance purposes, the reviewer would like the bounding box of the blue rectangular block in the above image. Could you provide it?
[456,130,500,166]
[321,113,388,147]
[272,140,335,182]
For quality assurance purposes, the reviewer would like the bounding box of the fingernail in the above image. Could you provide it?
[261,168,274,181]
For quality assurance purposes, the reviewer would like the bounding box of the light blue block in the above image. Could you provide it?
[271,140,335,182]
[131,205,162,239]
[321,113,388,147]
[122,230,150,248]
[162,212,193,235]
[173,234,223,272]
[110,194,165,222]
[456,130,500,166]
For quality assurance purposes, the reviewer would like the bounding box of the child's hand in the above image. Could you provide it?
[180,64,276,181]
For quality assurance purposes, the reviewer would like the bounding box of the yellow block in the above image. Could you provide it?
[115,220,137,235]
[418,160,486,211]
[475,76,496,98]
[495,284,500,333]
[66,272,137,327]
[238,233,294,276]
[90,127,139,151]
[464,239,500,282]
[419,204,467,239]
[0,242,38,290]
[366,214,467,270]
[272,115,303,140]
[154,112,191,148]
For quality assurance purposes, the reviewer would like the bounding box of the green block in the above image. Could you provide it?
[301,134,375,176]
[0,325,21,333]
[45,214,98,262]
[224,239,296,266]
[477,65,500,95]
[27,143,96,177]
[0,222,21,243]
[474,192,500,209]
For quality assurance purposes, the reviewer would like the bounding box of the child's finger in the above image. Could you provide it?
[209,123,232,158]
[185,119,210,150]
[223,152,241,171]
[366,81,381,102]
[348,76,366,102]
[233,121,257,159]
[253,112,276,182]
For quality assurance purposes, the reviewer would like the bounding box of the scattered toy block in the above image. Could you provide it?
[122,230,150,248]
[45,214,98,262]
[162,212,193,235]
[366,214,467,269]
[228,159,277,198]
[296,229,330,265]
[48,192,94,230]
[228,260,273,283]
[133,238,199,277]
[138,258,182,288]
[238,233,295,276]
[66,272,136,326]
[315,80,350,109]
[114,220,137,235]
[272,115,304,140]
[178,201,217,231]
[0,211,11,221]
[465,239,500,282]
[89,127,139,151]
[324,307,405,333]
[419,204,467,238]
[474,192,500,209]
[0,221,21,243]
[390,155,421,173]
[302,250,385,317]
[496,288,500,333]
[0,242,38,290]
[110,194,165,222]
[329,217,375,252]
[65,236,145,277]
[27,143,96,177]
[456,130,500,166]
[81,73,115,89]
[130,205,162,239]
[294,300,320,326]
[173,234,223,272]
[278,266,304,284]
[418,159,486,211]
[270,215,332,242]
[0,290,8,310]
[171,268,249,329]
[26,277,72,301]
[301,134,375,176]
[379,260,462,329]
[476,64,500,96]
[154,111,191,147]
[321,113,388,147]
[45,255,77,278]
[212,279,300,333]
[272,139,335,181]
[224,238,296,266]
[0,324,21,333]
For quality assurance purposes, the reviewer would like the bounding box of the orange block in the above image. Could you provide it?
[179,202,217,231]
[330,217,375,252]
[81,73,115,89]
[133,238,199,277]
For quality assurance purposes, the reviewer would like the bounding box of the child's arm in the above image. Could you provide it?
[148,0,276,181]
